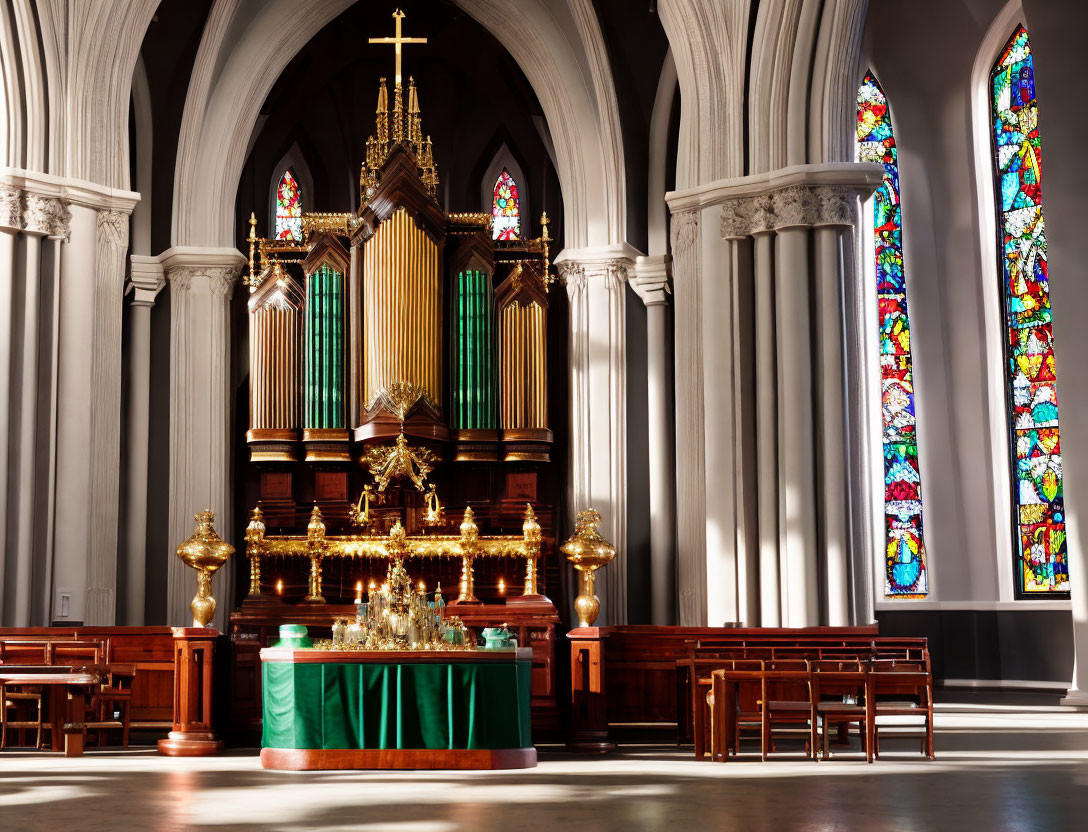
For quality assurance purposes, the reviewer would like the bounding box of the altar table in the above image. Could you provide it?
[259,647,536,770]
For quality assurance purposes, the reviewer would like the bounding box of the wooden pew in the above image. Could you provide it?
[0,628,176,733]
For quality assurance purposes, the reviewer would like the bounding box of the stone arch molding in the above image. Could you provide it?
[172,0,627,252]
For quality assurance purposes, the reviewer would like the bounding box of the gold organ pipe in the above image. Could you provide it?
[361,208,441,411]
[498,300,548,430]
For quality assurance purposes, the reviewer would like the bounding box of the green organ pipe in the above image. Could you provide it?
[453,270,496,430]
[304,264,345,429]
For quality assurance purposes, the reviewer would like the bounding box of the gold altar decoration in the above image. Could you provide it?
[176,510,235,627]
[423,484,443,526]
[244,503,543,604]
[361,432,436,492]
[560,509,616,627]
[245,507,266,596]
[324,525,469,651]
[349,483,378,528]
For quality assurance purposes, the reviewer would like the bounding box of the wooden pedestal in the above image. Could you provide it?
[567,627,615,753]
[158,627,224,757]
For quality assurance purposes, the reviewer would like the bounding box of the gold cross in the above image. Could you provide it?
[368,9,427,86]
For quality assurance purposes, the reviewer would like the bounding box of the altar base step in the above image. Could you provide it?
[260,747,537,771]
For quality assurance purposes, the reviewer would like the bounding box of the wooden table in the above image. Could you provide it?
[259,647,536,770]
[0,671,99,756]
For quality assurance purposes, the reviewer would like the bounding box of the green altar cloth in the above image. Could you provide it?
[262,657,533,751]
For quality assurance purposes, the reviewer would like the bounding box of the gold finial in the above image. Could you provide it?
[246,213,258,291]
[368,9,427,87]
[540,211,556,292]
[560,508,616,627]
[175,509,234,627]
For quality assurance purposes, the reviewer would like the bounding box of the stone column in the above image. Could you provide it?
[669,212,707,625]
[162,249,245,629]
[11,198,47,625]
[701,206,738,627]
[720,201,759,625]
[812,186,855,626]
[122,255,165,625]
[772,187,819,627]
[631,254,676,625]
[83,209,130,625]
[750,195,780,626]
[0,185,20,618]
[558,246,636,626]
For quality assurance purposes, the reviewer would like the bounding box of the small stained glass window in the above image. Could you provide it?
[275,169,303,241]
[491,168,520,241]
[857,71,928,598]
[990,26,1068,594]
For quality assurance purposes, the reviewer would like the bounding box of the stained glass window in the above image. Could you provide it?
[857,72,928,598]
[491,168,520,241]
[275,169,303,241]
[990,26,1068,594]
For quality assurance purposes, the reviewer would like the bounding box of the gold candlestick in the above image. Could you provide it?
[305,505,326,602]
[175,510,234,628]
[560,509,616,627]
[522,504,541,596]
[457,507,480,603]
[245,506,265,596]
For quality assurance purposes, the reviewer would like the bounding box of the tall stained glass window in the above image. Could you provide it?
[491,168,520,241]
[857,72,928,598]
[990,26,1068,594]
[275,169,303,241]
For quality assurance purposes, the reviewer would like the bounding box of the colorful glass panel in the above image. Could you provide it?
[275,169,302,241]
[857,72,928,598]
[492,168,520,241]
[990,26,1067,594]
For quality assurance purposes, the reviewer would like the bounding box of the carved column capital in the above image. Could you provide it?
[670,209,699,255]
[604,258,630,292]
[631,255,672,307]
[720,197,753,240]
[772,185,820,230]
[128,255,166,308]
[0,185,23,231]
[751,193,776,235]
[812,185,856,227]
[96,208,128,247]
[164,263,241,300]
[25,194,73,241]
[558,261,586,294]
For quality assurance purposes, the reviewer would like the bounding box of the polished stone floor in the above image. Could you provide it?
[1,705,1087,832]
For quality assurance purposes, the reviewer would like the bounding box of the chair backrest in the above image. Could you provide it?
[106,663,137,691]
[50,640,105,666]
[811,660,868,702]
[0,640,52,665]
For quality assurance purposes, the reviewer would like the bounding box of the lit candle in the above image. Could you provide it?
[275,579,283,596]
[355,581,363,604]
[498,577,506,595]
[418,580,426,592]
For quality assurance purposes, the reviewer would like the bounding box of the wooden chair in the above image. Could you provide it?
[86,664,137,748]
[760,660,813,760]
[870,658,934,759]
[709,661,765,761]
[811,659,872,763]
[1,681,46,749]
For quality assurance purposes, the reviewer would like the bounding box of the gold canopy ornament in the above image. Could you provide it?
[362,432,436,492]
[560,509,616,627]
[176,510,235,628]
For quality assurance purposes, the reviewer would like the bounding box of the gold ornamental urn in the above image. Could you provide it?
[176,510,235,627]
[560,509,616,627]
